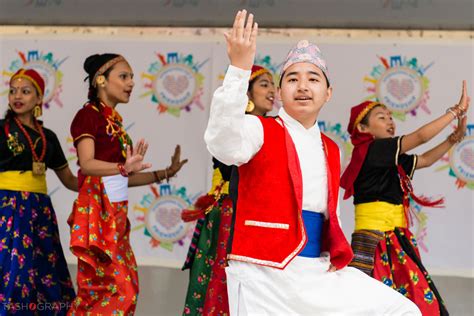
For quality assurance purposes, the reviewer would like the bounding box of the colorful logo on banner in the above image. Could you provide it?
[218,54,283,109]
[132,183,199,250]
[364,55,433,120]
[141,52,208,117]
[436,124,474,190]
[2,50,67,109]
[318,120,353,170]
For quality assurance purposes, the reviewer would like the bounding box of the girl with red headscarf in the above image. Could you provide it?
[341,82,470,316]
[0,69,77,315]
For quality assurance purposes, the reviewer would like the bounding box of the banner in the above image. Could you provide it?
[1,31,472,276]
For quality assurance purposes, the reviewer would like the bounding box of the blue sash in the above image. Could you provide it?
[298,210,324,258]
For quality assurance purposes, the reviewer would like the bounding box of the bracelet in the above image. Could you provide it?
[446,105,467,119]
[153,170,160,183]
[164,167,169,183]
[446,108,458,119]
[117,163,129,177]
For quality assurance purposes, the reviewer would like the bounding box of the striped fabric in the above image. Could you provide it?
[349,229,384,275]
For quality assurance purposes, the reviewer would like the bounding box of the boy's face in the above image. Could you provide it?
[277,62,332,127]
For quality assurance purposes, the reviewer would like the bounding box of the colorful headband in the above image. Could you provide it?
[280,40,330,85]
[10,68,45,97]
[250,65,271,82]
[92,55,125,87]
[347,101,382,134]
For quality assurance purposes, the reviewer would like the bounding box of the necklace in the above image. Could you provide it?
[100,102,132,159]
[6,117,47,175]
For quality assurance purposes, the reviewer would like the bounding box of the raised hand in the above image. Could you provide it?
[457,80,470,115]
[124,139,152,173]
[223,10,258,70]
[167,145,188,177]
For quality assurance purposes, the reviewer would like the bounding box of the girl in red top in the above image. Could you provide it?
[68,54,187,315]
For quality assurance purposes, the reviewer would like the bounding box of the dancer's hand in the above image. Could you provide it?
[167,145,188,177]
[448,116,468,144]
[456,80,470,115]
[224,10,258,70]
[327,264,337,272]
[124,139,152,173]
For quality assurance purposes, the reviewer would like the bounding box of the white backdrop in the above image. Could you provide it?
[0,28,472,276]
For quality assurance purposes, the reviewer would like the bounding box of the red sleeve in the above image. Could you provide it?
[70,104,101,148]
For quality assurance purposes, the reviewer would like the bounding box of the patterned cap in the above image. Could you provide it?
[10,68,45,97]
[280,40,329,85]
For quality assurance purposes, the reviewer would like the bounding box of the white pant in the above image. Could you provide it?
[226,256,421,316]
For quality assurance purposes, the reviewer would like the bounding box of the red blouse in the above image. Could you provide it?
[70,103,126,164]
[71,103,130,187]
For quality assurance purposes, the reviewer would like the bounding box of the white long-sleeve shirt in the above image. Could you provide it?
[205,65,336,218]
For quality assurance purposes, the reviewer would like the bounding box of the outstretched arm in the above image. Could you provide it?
[401,81,469,154]
[204,10,264,166]
[128,145,188,187]
[416,116,467,169]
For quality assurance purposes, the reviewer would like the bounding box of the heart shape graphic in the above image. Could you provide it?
[163,75,189,97]
[156,206,181,230]
[460,147,474,169]
[387,78,414,101]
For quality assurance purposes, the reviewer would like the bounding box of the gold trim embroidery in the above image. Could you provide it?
[73,133,96,143]
[244,220,289,229]
[410,155,417,179]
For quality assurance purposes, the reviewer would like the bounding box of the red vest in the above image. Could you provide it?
[228,117,353,270]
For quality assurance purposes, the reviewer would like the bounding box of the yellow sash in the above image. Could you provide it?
[209,168,229,195]
[0,171,48,195]
[355,201,406,232]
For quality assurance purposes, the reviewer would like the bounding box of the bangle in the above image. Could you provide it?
[164,167,169,183]
[152,170,160,183]
[446,108,458,119]
[117,163,129,177]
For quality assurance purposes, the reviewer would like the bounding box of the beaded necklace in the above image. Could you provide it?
[100,102,132,159]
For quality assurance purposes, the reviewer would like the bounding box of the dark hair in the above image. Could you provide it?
[84,53,120,104]
[279,69,330,88]
[4,109,15,120]
[359,104,385,126]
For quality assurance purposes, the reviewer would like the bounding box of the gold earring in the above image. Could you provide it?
[246,100,255,113]
[96,75,106,87]
[33,105,42,118]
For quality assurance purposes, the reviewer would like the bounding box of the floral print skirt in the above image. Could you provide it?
[67,176,138,315]
[0,190,75,315]
[182,197,233,316]
[371,228,448,316]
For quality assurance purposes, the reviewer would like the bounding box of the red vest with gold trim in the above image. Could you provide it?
[228,116,353,270]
